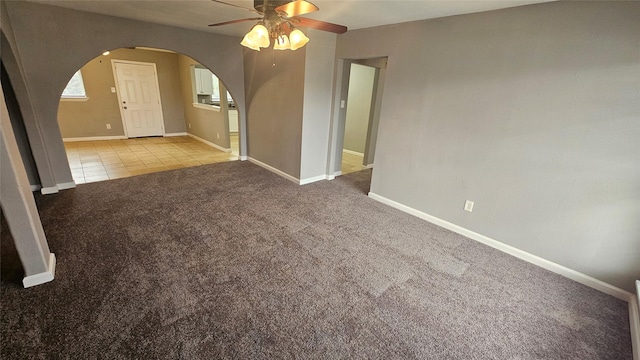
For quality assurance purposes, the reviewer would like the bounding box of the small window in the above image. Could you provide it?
[61,70,87,99]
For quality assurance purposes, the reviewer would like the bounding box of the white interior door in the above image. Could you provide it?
[113,61,164,138]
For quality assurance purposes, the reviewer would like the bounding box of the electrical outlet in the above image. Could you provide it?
[110,87,116,93]
[217,133,220,139]
[464,200,474,212]
[189,123,192,129]
[106,124,111,129]
[340,100,346,108]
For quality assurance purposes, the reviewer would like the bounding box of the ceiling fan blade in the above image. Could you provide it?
[293,17,347,34]
[208,17,262,27]
[275,0,319,17]
[211,0,261,14]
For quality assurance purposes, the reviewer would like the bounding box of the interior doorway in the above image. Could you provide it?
[342,63,376,174]
[332,57,387,177]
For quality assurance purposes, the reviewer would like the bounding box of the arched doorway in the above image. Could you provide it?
[57,47,242,184]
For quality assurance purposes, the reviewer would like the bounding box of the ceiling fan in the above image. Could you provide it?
[209,0,347,51]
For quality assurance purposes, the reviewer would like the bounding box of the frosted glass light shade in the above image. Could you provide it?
[240,33,261,51]
[247,24,270,48]
[273,35,291,50]
[289,29,309,50]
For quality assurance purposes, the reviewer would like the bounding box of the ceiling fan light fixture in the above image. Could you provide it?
[273,35,291,50]
[288,29,309,50]
[210,0,348,50]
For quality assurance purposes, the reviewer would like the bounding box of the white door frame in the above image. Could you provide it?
[111,59,166,138]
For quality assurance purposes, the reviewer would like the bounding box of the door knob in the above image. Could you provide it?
[123,101,126,104]
[123,106,127,109]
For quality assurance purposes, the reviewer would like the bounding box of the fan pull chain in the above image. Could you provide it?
[272,47,276,67]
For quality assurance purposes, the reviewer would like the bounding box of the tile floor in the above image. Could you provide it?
[65,136,238,185]
[341,151,368,175]
[66,136,367,184]
[230,133,239,155]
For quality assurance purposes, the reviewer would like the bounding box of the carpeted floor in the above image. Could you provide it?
[1,161,632,359]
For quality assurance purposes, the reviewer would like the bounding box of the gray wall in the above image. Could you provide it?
[357,57,387,167]
[1,1,247,188]
[1,57,40,186]
[243,29,336,181]
[1,6,57,190]
[1,84,53,278]
[343,63,375,154]
[244,47,306,178]
[336,1,640,292]
[177,54,230,149]
[300,30,337,181]
[58,48,187,138]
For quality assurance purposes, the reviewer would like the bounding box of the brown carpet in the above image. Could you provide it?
[1,161,632,359]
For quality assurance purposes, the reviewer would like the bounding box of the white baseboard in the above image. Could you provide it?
[23,253,56,288]
[239,156,248,161]
[631,294,640,360]
[343,149,364,157]
[40,186,59,195]
[367,192,633,302]
[326,175,336,180]
[299,174,327,185]
[364,163,374,169]
[187,133,231,153]
[333,171,342,177]
[57,181,76,190]
[247,158,330,186]
[39,181,76,194]
[247,157,299,184]
[63,135,126,142]
[164,132,187,137]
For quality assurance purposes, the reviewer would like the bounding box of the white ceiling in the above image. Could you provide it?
[28,0,555,37]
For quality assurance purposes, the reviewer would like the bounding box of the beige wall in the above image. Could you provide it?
[58,48,187,138]
[177,54,230,149]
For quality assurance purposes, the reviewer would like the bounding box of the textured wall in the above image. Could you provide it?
[58,48,187,138]
[336,1,640,292]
